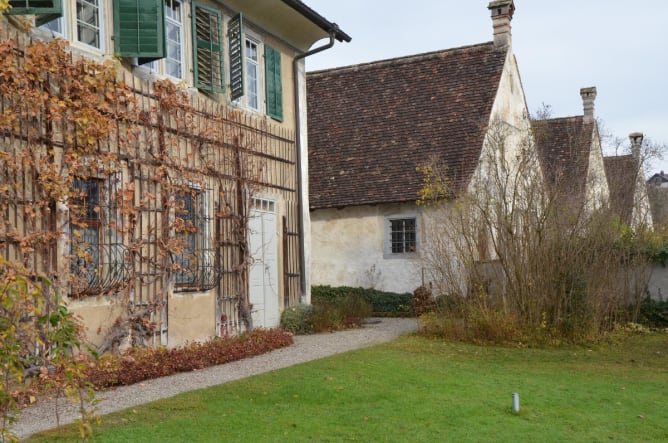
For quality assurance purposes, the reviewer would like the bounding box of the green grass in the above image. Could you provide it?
[28,333,668,442]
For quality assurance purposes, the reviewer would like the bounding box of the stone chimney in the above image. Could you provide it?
[580,87,597,123]
[629,132,643,160]
[488,0,515,49]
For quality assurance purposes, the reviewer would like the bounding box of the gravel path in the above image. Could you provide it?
[13,317,417,440]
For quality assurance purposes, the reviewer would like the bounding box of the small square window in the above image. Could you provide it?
[389,218,416,254]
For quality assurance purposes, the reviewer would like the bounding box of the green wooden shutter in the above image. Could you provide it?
[192,3,224,93]
[228,13,243,101]
[264,45,283,122]
[114,0,165,64]
[7,0,62,26]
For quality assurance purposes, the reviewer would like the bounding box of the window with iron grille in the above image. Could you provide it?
[389,218,417,254]
[173,188,220,292]
[69,176,132,296]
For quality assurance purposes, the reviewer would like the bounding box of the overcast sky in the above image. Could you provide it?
[304,0,668,175]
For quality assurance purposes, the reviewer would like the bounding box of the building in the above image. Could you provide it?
[307,0,536,294]
[533,87,609,218]
[603,133,653,229]
[0,1,349,348]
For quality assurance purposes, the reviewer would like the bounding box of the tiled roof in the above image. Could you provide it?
[647,171,668,185]
[533,116,595,207]
[306,42,507,209]
[604,155,640,225]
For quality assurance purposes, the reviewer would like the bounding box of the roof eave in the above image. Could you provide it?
[281,0,352,43]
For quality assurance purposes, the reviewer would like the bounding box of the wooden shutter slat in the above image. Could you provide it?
[192,3,224,93]
[265,45,283,122]
[228,13,243,101]
[113,0,165,63]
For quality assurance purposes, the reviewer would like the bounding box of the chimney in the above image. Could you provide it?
[629,132,643,160]
[580,87,597,123]
[488,1,515,49]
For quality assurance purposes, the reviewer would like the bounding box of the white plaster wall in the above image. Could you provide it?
[488,51,531,132]
[473,49,535,192]
[296,57,312,303]
[584,127,610,212]
[311,203,425,294]
[632,169,654,228]
[470,49,538,216]
[647,265,668,301]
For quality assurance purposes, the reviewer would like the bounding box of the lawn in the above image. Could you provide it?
[28,333,668,442]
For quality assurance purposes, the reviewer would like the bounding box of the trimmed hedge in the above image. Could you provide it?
[86,328,293,389]
[311,285,414,317]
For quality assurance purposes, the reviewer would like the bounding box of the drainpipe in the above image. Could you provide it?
[293,30,337,303]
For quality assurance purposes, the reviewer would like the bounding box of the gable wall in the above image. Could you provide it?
[584,127,610,213]
[471,50,533,194]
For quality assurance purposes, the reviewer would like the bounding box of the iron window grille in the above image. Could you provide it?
[173,187,221,292]
[390,218,417,254]
[69,175,132,296]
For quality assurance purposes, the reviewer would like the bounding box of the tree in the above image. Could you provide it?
[418,117,655,342]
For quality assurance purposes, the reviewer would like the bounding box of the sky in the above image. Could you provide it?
[303,0,668,175]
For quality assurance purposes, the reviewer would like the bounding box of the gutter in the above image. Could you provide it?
[292,29,339,301]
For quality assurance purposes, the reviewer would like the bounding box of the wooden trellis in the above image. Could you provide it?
[0,27,302,344]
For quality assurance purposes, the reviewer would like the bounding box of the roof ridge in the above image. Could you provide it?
[534,115,584,123]
[307,41,497,76]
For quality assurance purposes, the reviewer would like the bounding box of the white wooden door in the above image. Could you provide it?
[249,198,279,328]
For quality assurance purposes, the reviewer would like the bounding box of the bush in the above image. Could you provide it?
[312,285,413,317]
[413,285,435,315]
[310,295,373,332]
[418,309,521,344]
[85,328,293,389]
[281,296,373,334]
[636,296,668,328]
[280,304,313,334]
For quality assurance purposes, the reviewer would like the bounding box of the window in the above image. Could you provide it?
[228,14,283,119]
[69,176,131,295]
[114,0,165,63]
[140,1,183,78]
[192,3,224,92]
[389,218,417,254]
[76,0,102,49]
[164,0,183,78]
[173,188,219,291]
[40,13,64,35]
[245,37,260,110]
[7,0,62,27]
[29,1,102,52]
